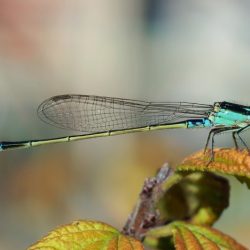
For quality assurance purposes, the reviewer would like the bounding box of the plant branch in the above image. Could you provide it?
[122,163,174,240]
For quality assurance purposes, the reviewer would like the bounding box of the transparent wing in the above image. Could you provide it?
[37,94,213,133]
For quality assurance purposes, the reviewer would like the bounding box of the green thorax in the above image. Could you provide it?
[209,101,250,127]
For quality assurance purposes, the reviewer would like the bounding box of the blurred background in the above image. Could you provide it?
[0,0,249,249]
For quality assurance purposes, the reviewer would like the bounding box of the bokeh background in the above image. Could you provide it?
[0,1,249,249]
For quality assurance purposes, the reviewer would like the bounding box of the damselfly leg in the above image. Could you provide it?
[204,127,238,163]
[232,124,250,151]
[204,125,250,163]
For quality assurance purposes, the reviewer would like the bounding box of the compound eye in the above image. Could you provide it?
[214,102,221,112]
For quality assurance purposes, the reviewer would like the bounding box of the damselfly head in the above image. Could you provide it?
[213,102,221,112]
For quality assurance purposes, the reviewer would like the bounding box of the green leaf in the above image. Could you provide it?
[28,220,144,250]
[158,172,229,226]
[235,176,250,189]
[144,221,248,250]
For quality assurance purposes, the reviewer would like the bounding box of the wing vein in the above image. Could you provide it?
[37,95,213,133]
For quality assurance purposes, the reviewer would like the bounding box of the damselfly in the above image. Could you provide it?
[0,95,249,154]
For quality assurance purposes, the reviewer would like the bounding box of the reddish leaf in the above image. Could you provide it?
[144,221,247,250]
[177,148,250,186]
